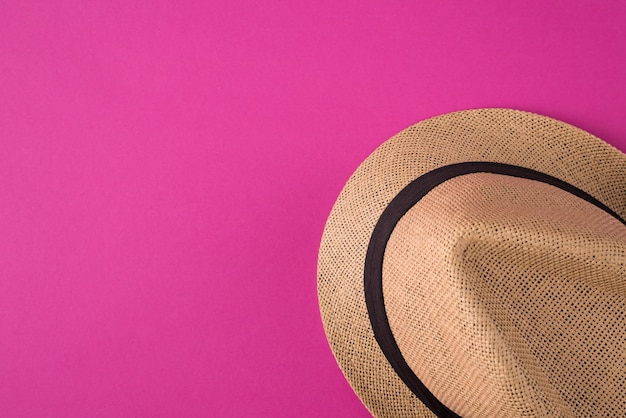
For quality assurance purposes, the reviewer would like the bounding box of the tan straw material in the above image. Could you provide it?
[318,109,626,417]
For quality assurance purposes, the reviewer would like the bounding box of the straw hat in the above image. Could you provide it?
[317,109,626,417]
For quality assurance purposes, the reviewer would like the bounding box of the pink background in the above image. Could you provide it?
[1,1,625,416]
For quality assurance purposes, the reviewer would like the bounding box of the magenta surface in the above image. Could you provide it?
[1,1,626,417]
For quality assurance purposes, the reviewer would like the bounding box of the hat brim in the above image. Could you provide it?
[317,109,626,417]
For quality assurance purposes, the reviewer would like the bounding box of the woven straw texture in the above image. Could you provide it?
[318,109,626,417]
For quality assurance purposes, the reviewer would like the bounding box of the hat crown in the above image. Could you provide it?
[384,172,626,417]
